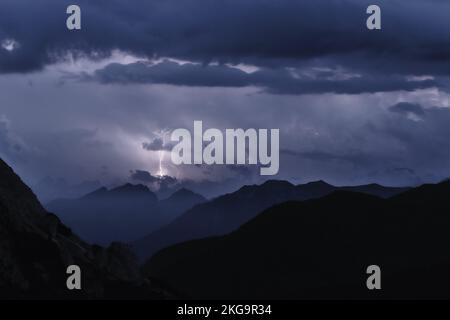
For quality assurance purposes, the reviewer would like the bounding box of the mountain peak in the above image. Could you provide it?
[261,180,295,188]
[363,183,383,188]
[235,180,295,195]
[303,180,333,187]
[82,186,108,199]
[110,183,152,195]
[0,158,47,221]
[169,188,204,199]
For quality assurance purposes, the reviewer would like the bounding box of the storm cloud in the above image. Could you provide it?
[142,136,174,152]
[1,0,450,77]
[389,102,426,116]
[91,60,439,95]
[130,169,159,183]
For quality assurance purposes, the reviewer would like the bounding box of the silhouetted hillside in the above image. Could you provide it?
[133,180,408,261]
[342,183,409,198]
[0,158,171,299]
[144,181,450,299]
[47,185,205,245]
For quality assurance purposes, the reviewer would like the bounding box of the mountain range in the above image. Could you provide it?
[144,181,450,299]
[47,185,206,245]
[3,154,450,299]
[133,180,408,262]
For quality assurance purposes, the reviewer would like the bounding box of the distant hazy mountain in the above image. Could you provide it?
[144,181,450,299]
[0,158,171,299]
[133,180,408,261]
[47,184,206,245]
[159,188,207,214]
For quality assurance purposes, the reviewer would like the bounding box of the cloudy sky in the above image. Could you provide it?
[1,0,450,200]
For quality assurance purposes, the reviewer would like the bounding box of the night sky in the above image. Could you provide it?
[1,0,450,200]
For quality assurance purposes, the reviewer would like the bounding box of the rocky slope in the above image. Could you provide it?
[0,158,170,299]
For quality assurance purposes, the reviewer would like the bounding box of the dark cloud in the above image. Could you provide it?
[129,169,178,193]
[389,102,426,116]
[2,0,450,79]
[142,138,164,151]
[92,60,439,94]
[130,169,158,183]
[95,61,251,87]
[142,136,173,151]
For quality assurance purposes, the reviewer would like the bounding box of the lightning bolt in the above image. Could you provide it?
[157,129,169,177]
[158,149,164,177]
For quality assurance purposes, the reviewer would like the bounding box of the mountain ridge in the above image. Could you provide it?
[144,181,450,299]
[47,183,206,245]
[133,178,409,261]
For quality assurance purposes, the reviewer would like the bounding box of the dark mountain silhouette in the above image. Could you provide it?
[341,183,409,198]
[0,158,172,299]
[133,179,407,261]
[144,181,450,299]
[47,184,206,246]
